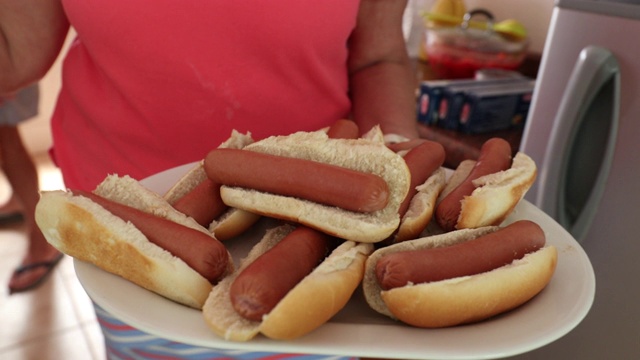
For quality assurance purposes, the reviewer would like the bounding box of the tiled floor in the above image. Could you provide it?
[0,153,106,360]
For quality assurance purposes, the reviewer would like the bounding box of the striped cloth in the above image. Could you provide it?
[95,305,357,360]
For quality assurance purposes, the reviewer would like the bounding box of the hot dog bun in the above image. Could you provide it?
[438,159,476,201]
[164,130,261,240]
[394,167,447,243]
[35,175,234,309]
[457,152,537,229]
[203,224,374,341]
[163,129,253,203]
[216,127,411,243]
[438,152,537,230]
[362,224,557,328]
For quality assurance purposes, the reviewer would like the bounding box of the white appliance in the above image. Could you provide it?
[513,0,640,358]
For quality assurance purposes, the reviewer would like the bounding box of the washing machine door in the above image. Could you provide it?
[533,46,619,243]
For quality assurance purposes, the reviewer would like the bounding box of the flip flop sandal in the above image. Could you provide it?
[8,253,65,294]
[0,211,24,226]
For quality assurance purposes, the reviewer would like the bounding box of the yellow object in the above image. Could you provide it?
[427,0,467,27]
[424,12,528,41]
[493,19,528,40]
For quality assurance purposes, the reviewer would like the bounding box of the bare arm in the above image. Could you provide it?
[0,0,69,94]
[348,0,419,140]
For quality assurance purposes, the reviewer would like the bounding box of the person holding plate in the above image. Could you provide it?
[0,0,419,358]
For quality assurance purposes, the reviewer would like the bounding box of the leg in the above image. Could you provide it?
[0,192,25,224]
[0,179,25,224]
[0,125,62,293]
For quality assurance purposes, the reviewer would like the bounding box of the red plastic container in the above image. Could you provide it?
[424,14,528,79]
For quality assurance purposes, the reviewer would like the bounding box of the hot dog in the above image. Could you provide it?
[206,149,391,213]
[436,138,512,231]
[165,121,361,240]
[435,137,537,232]
[376,220,545,289]
[229,226,337,321]
[35,175,234,309]
[75,190,229,284]
[203,223,374,341]
[362,220,557,328]
[438,159,476,200]
[164,130,261,241]
[209,127,412,243]
[170,178,226,227]
[389,140,447,244]
[397,140,446,218]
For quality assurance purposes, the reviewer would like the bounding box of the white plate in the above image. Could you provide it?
[75,163,595,360]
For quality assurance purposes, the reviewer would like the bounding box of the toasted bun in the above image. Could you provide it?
[36,190,212,309]
[219,128,411,243]
[163,130,259,240]
[362,226,557,327]
[456,152,537,229]
[203,224,374,341]
[394,167,447,243]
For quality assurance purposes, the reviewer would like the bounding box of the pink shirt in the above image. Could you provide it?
[53,0,359,190]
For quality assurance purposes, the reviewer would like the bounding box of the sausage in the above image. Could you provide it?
[204,148,390,213]
[171,178,227,227]
[326,119,359,139]
[378,139,445,245]
[172,120,359,225]
[229,226,335,321]
[435,137,512,231]
[375,220,545,290]
[397,140,446,218]
[74,190,229,284]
